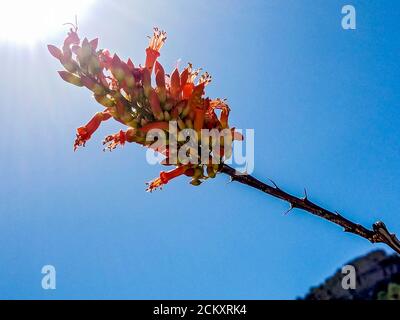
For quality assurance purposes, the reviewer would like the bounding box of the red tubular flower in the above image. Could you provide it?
[182,83,194,100]
[62,29,80,60]
[146,165,190,192]
[209,99,230,129]
[220,108,229,129]
[194,99,208,132]
[64,29,80,47]
[187,83,205,112]
[145,28,166,72]
[74,111,112,151]
[232,129,244,141]
[180,64,197,99]
[102,128,136,151]
[103,129,127,151]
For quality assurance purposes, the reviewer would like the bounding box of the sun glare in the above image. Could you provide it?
[0,0,95,45]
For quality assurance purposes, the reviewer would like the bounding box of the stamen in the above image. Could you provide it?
[148,27,167,51]
[198,71,212,86]
[102,130,127,151]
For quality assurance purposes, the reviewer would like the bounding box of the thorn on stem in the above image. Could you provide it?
[303,188,308,201]
[268,178,279,190]
[283,204,295,216]
[335,211,342,218]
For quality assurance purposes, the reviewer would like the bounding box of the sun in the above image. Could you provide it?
[0,0,95,45]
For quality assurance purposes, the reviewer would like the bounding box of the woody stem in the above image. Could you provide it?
[220,164,400,255]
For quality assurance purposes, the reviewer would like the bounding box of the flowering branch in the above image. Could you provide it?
[49,25,400,255]
[221,164,400,255]
[48,26,242,191]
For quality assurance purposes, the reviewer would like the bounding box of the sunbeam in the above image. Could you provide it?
[0,0,95,45]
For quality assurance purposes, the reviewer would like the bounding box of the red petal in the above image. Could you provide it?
[127,58,135,71]
[89,38,98,50]
[149,89,163,120]
[170,68,181,99]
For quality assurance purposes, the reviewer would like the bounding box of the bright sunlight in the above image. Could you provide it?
[0,0,95,45]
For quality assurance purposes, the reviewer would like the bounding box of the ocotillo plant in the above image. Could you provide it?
[48,24,400,255]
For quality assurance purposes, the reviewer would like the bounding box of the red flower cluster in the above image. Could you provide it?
[48,25,242,191]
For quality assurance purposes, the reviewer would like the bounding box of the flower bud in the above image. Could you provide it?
[163,99,173,111]
[185,118,193,129]
[170,68,181,99]
[194,109,205,132]
[177,117,186,130]
[141,118,148,127]
[94,94,115,108]
[181,104,191,118]
[190,178,201,186]
[89,38,98,50]
[60,56,79,73]
[164,111,171,121]
[184,168,195,177]
[88,56,101,75]
[93,84,106,95]
[47,45,63,60]
[171,100,186,119]
[110,54,125,82]
[156,76,166,105]
[180,68,189,87]
[58,71,82,87]
[127,58,135,71]
[77,38,92,67]
[142,68,151,98]
[149,89,164,121]
[220,108,229,128]
[207,165,217,178]
[126,119,139,128]
[193,167,203,179]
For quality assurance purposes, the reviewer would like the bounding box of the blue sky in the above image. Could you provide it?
[1,0,400,299]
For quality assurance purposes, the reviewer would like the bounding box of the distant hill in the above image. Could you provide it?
[304,250,400,300]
